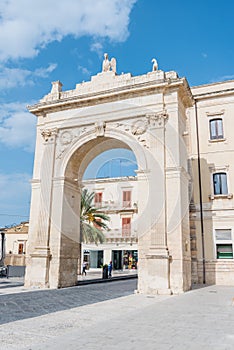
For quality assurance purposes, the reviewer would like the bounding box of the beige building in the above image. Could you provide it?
[0,222,28,266]
[82,176,138,270]
[189,81,234,285]
[3,54,233,294]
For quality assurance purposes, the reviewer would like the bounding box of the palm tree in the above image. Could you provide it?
[78,188,110,274]
[80,188,110,244]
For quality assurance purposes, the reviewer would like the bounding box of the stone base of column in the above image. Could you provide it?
[24,246,51,289]
[191,258,198,284]
[137,246,172,295]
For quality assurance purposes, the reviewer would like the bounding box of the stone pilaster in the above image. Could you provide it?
[138,111,172,295]
[25,128,58,288]
[49,177,81,288]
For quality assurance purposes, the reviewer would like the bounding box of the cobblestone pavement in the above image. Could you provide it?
[0,283,234,350]
[0,279,137,325]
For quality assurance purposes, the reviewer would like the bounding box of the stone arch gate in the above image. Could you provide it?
[25,65,193,294]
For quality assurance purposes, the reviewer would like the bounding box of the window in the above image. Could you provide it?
[215,229,233,259]
[213,172,228,195]
[122,217,131,237]
[123,191,131,208]
[216,245,233,259]
[18,243,24,254]
[209,118,223,140]
[215,229,232,240]
[94,192,102,208]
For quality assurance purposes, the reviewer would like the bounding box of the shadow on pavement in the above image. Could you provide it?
[0,279,137,325]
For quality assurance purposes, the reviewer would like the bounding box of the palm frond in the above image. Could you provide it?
[80,189,110,244]
[81,222,105,244]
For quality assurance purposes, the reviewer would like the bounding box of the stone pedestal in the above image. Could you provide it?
[138,246,172,295]
[24,247,51,288]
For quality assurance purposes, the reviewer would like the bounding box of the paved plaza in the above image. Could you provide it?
[0,278,234,350]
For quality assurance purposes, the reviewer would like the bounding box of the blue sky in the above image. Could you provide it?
[0,0,234,227]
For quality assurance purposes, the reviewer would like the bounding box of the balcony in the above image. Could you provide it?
[105,237,138,244]
[105,228,137,239]
[122,201,131,208]
[122,228,131,237]
[98,200,138,213]
[94,201,103,208]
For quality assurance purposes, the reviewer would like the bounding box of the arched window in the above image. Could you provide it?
[209,118,223,140]
[213,172,228,195]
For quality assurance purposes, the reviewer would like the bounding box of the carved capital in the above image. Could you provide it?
[41,128,58,142]
[146,111,168,128]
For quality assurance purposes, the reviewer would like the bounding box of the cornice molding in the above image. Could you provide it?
[28,78,193,116]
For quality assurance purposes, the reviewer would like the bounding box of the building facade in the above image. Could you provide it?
[0,222,28,266]
[82,176,138,270]
[188,81,234,285]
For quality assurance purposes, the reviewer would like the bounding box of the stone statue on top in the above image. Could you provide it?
[102,53,117,73]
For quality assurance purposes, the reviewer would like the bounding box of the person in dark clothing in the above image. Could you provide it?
[108,261,113,278]
[82,262,87,276]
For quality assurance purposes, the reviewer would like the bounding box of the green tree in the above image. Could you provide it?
[80,188,110,244]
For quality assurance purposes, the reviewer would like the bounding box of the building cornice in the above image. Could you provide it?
[28,74,193,116]
[193,87,234,101]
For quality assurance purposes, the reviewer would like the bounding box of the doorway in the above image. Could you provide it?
[112,250,122,270]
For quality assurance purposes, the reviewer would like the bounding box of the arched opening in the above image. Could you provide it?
[84,149,137,179]
[59,137,148,284]
[81,148,138,273]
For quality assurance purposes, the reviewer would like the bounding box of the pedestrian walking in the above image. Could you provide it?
[82,262,87,276]
[108,261,113,278]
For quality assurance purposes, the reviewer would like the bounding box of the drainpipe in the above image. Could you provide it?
[194,100,206,284]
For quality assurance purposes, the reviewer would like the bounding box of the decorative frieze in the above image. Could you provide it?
[131,119,147,135]
[56,128,81,159]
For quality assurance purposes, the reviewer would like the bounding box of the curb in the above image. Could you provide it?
[77,274,138,286]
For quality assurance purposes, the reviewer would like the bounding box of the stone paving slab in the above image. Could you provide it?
[0,284,234,350]
[0,270,137,295]
[0,279,137,325]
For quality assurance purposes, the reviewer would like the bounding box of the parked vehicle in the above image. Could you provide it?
[0,266,7,277]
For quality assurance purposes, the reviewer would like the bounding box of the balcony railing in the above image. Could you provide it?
[95,200,137,212]
[105,228,137,238]
[122,201,131,208]
[94,202,103,208]
[122,228,131,237]
[105,237,138,244]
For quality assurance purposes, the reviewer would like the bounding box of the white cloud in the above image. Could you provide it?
[210,74,234,83]
[0,102,36,152]
[0,0,137,62]
[34,63,58,78]
[78,65,91,76]
[218,74,234,81]
[0,63,57,89]
[0,172,31,203]
[0,172,31,226]
[0,67,32,89]
[90,42,104,57]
